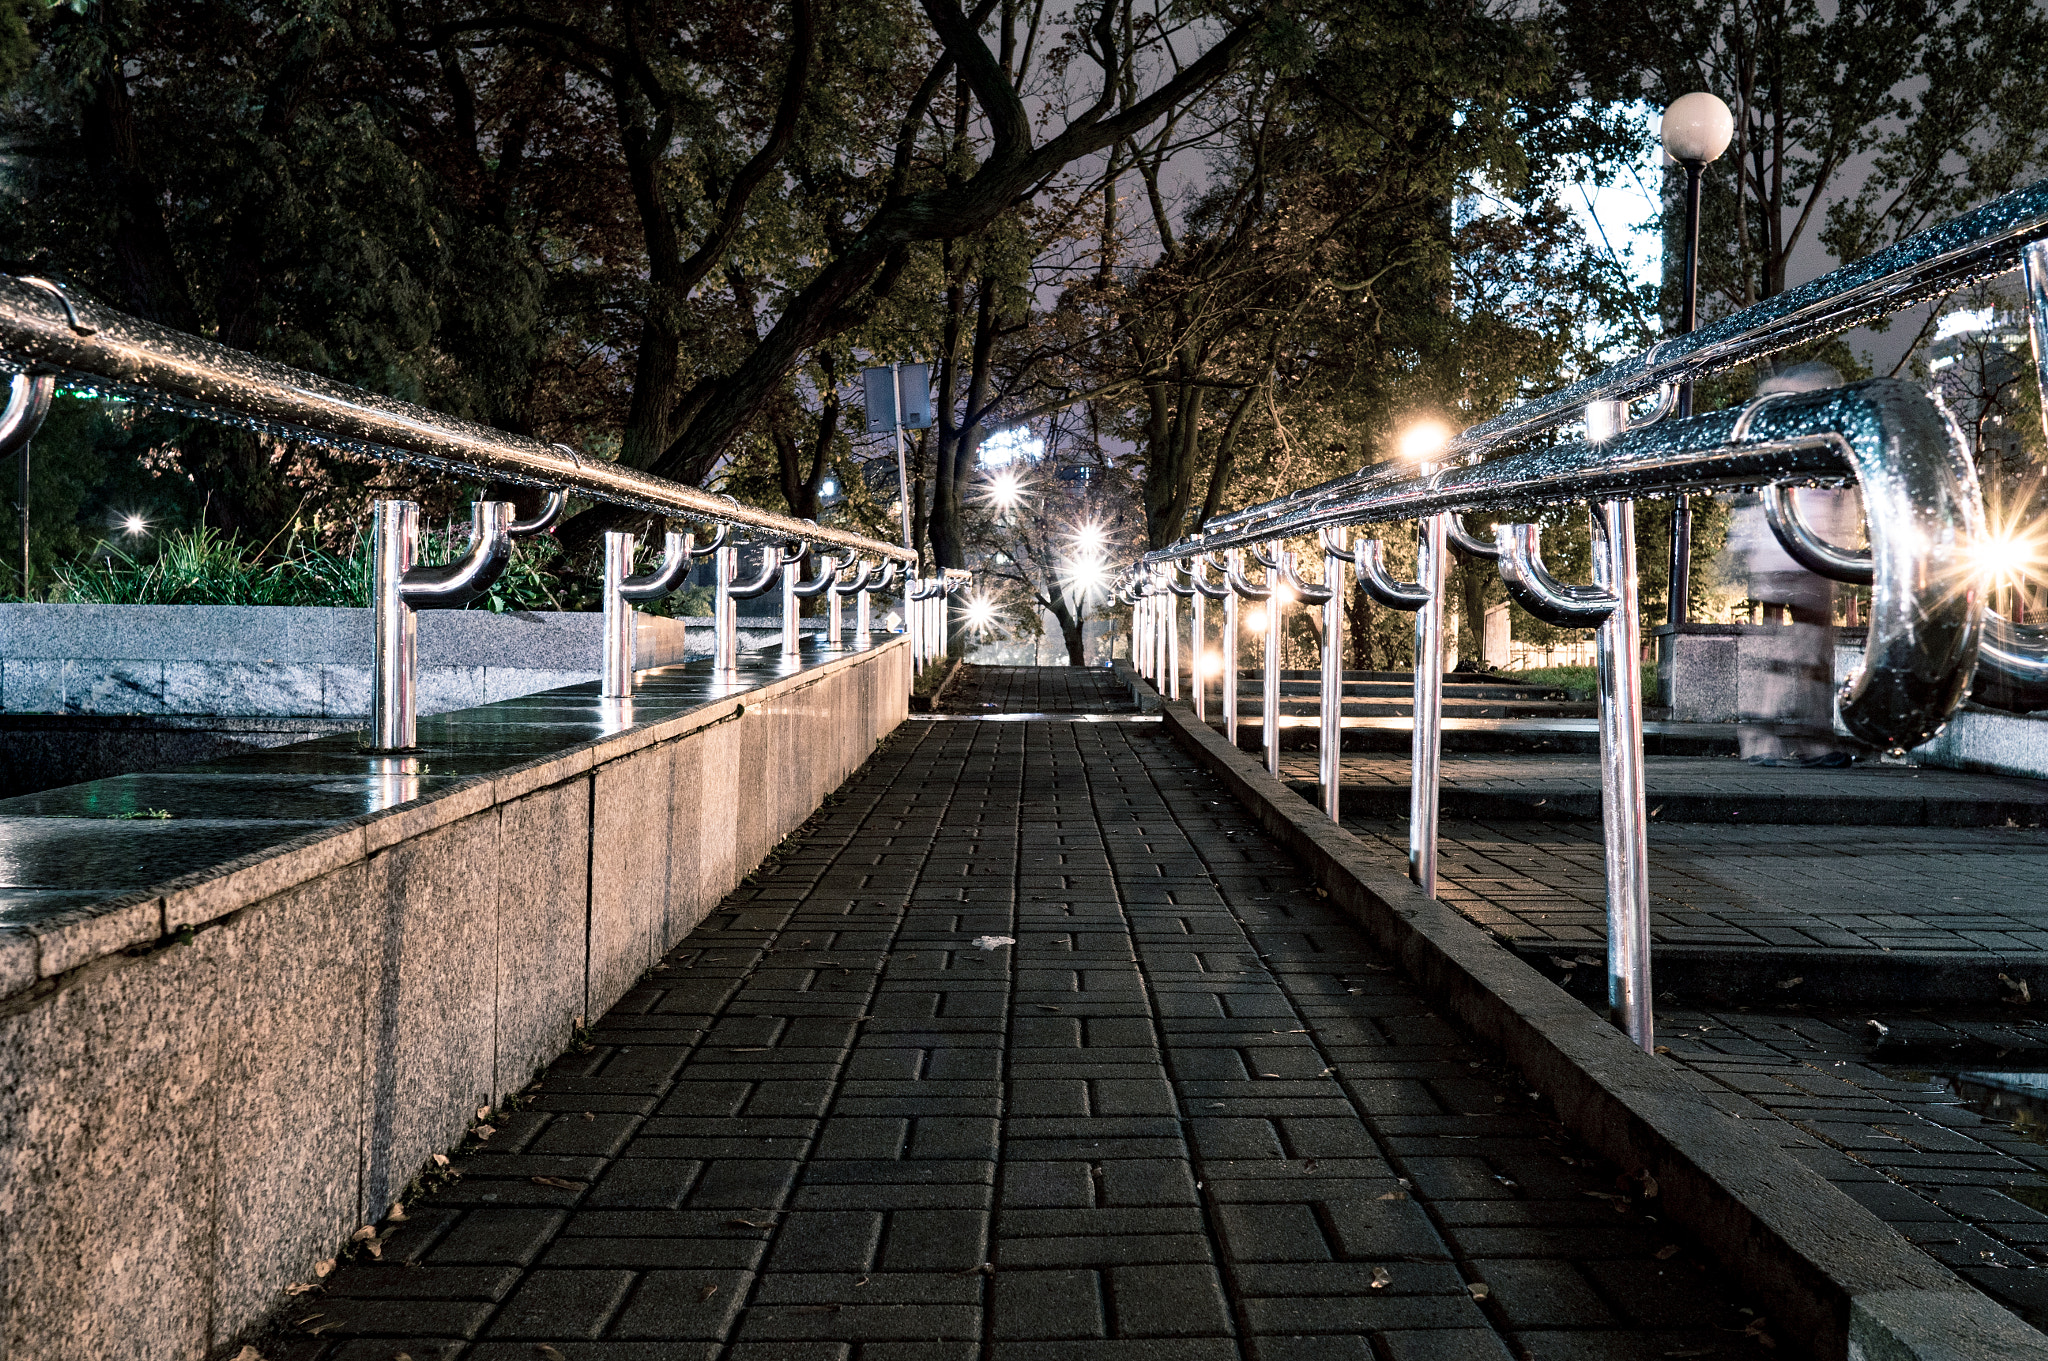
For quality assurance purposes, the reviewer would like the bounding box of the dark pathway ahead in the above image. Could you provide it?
[278,667,1798,1361]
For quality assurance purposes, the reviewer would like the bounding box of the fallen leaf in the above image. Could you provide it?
[473,1125,496,1141]
[1035,1004,1062,1011]
[1655,1244,1682,1261]
[583,1111,595,1121]
[1654,1045,1673,1055]
[387,1202,407,1222]
[284,1283,317,1296]
[1467,1282,1490,1300]
[855,1276,870,1288]
[1636,1170,1660,1199]
[535,1347,567,1361]
[363,1240,383,1260]
[1774,977,1804,990]
[293,1314,324,1327]
[530,1176,586,1190]
[478,1106,492,1121]
[1377,1191,1409,1201]
[727,1218,774,1229]
[971,935,1016,950]
[1370,1267,1392,1289]
[700,1284,720,1301]
[1582,1191,1628,1202]
[350,1226,378,1242]
[232,1348,265,1361]
[953,1262,996,1277]
[431,1154,450,1168]
[314,1259,336,1278]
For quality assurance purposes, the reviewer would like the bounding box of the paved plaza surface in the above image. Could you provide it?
[1265,751,2048,961]
[269,669,1797,1360]
[937,665,1135,716]
[1651,1006,2048,1333]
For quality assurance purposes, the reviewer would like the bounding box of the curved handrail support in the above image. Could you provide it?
[1279,550,1334,604]
[0,372,54,456]
[1224,551,1273,602]
[1354,539,1432,610]
[1976,610,2048,708]
[619,530,693,601]
[400,501,516,609]
[1444,513,1501,560]
[691,524,731,558]
[871,561,901,592]
[507,489,567,538]
[833,560,876,596]
[795,549,855,599]
[1188,555,1230,600]
[1250,543,1284,571]
[1761,483,1874,583]
[1494,523,1618,627]
[1166,564,1197,598]
[730,544,793,599]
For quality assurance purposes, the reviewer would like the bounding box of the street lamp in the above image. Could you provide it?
[121,514,148,536]
[1660,92,1734,626]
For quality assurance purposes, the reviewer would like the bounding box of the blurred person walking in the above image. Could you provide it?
[1723,362,1860,766]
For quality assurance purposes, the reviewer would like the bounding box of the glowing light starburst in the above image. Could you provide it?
[1398,419,1452,463]
[981,468,1025,511]
[962,594,1001,634]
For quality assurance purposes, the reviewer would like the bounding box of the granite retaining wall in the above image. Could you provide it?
[0,640,909,1360]
[0,603,826,718]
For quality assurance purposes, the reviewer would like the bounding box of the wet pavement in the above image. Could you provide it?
[263,668,1801,1360]
[0,644,863,943]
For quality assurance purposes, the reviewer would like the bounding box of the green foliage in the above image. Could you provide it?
[1505,663,1659,704]
[46,524,565,611]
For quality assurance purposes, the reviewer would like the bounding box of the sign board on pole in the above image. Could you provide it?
[896,363,933,429]
[861,366,896,434]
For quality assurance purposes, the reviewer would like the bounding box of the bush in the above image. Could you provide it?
[46,526,567,611]
[1505,662,1659,703]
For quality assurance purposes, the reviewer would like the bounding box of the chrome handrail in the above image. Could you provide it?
[0,274,914,563]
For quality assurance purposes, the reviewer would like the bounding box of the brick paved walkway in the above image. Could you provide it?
[1650,1007,2048,1332]
[1264,749,2048,959]
[1281,751,2048,827]
[1348,818,2048,957]
[940,665,1133,714]
[273,696,1800,1360]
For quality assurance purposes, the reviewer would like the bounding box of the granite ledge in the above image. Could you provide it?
[0,640,907,1002]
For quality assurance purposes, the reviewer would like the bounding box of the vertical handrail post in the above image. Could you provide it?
[1263,553,1284,776]
[1191,572,1207,721]
[370,499,420,750]
[1167,591,1180,700]
[1593,498,1653,1050]
[715,543,740,675]
[1319,529,1348,822]
[1223,550,1242,745]
[781,552,803,662]
[1411,516,1448,894]
[602,531,637,696]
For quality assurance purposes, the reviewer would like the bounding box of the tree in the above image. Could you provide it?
[1560,0,2048,311]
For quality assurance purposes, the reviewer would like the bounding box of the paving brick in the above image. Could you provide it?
[483,1269,635,1338]
[1107,1263,1232,1337]
[993,1268,1107,1339]
[609,1268,753,1339]
[278,687,1812,1360]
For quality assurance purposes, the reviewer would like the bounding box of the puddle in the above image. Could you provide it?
[1883,1067,2048,1208]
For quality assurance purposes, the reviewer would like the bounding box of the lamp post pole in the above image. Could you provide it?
[1667,156,1705,627]
[1657,92,1733,632]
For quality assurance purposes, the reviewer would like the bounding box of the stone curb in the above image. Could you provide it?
[1143,684,2048,1361]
